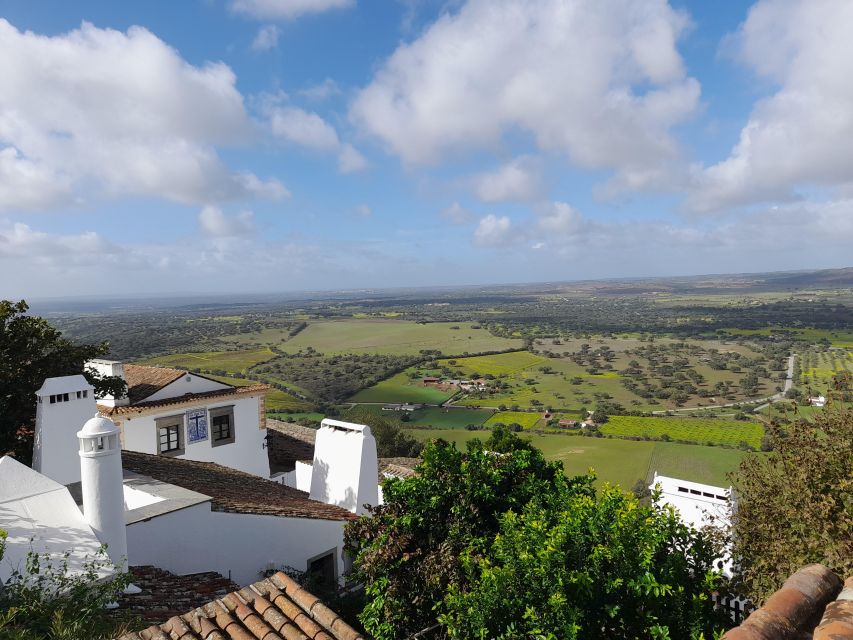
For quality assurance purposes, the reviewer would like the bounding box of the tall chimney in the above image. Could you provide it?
[33,375,96,485]
[310,418,378,515]
[77,414,127,568]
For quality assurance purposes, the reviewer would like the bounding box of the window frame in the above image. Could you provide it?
[209,405,235,447]
[306,548,338,587]
[155,415,185,457]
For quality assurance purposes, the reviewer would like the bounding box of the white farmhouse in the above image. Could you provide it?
[34,361,270,482]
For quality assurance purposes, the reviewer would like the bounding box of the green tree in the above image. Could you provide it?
[345,428,727,639]
[0,301,127,462]
[344,407,423,458]
[730,406,853,603]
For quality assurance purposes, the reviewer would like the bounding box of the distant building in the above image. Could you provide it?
[809,395,827,407]
[422,377,441,384]
[558,419,579,428]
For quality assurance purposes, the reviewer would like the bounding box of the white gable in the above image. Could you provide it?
[143,373,231,403]
[35,375,92,398]
[0,457,107,584]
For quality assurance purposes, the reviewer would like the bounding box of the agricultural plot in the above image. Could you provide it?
[797,347,853,393]
[405,429,750,488]
[345,405,493,429]
[349,372,457,404]
[439,351,549,376]
[201,373,312,412]
[485,411,542,429]
[273,319,523,356]
[600,416,763,450]
[140,348,276,375]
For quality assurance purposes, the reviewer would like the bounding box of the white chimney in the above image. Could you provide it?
[310,418,378,515]
[86,359,128,407]
[33,375,96,485]
[77,414,127,568]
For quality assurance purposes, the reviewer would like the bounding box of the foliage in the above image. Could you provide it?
[601,416,764,449]
[345,407,424,458]
[0,301,126,461]
[730,405,853,603]
[0,530,134,640]
[345,428,728,639]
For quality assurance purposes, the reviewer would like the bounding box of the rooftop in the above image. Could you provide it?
[123,364,187,404]
[99,382,270,416]
[722,564,853,640]
[117,570,365,640]
[121,450,356,521]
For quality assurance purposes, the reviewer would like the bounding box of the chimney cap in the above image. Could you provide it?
[77,413,119,439]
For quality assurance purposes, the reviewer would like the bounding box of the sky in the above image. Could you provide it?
[2,0,853,299]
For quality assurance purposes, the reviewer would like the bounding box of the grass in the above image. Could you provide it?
[140,348,276,375]
[722,327,853,348]
[348,372,457,404]
[407,407,494,429]
[600,416,764,449]
[485,411,542,429]
[439,351,549,376]
[255,319,523,356]
[405,429,750,488]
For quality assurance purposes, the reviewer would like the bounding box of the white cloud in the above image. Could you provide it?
[268,105,368,173]
[354,203,372,218]
[473,214,515,247]
[298,78,342,101]
[0,220,117,262]
[338,143,369,173]
[251,24,280,51]
[0,20,286,211]
[269,106,340,150]
[536,201,582,236]
[351,0,698,190]
[230,0,355,20]
[440,202,476,225]
[473,156,543,203]
[198,206,255,237]
[689,0,853,212]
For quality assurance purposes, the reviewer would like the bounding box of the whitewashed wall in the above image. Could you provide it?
[120,395,269,477]
[143,374,230,403]
[126,504,347,586]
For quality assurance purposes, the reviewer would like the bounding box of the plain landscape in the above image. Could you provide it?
[44,266,853,490]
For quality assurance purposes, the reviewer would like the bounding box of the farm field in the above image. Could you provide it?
[405,429,750,488]
[485,411,542,429]
[600,416,763,449]
[345,405,494,429]
[348,371,456,404]
[797,346,853,392]
[226,319,523,356]
[723,327,853,348]
[140,348,276,374]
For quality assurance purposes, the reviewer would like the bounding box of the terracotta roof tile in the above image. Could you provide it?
[116,572,366,640]
[123,364,188,404]
[722,564,852,640]
[121,451,356,522]
[100,384,270,416]
[378,458,419,480]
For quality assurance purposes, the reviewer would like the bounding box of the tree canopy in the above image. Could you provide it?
[345,427,728,639]
[730,404,853,603]
[0,300,126,461]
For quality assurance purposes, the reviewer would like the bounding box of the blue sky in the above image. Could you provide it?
[2,0,853,298]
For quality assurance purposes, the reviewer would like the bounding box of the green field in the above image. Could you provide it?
[349,372,457,404]
[140,348,276,374]
[798,347,853,392]
[723,327,853,348]
[407,407,494,429]
[242,319,524,356]
[202,373,312,412]
[600,416,763,449]
[485,411,542,429]
[439,351,548,376]
[406,429,750,488]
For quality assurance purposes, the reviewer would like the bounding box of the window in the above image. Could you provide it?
[155,415,184,456]
[210,406,235,447]
[307,549,337,587]
[49,393,70,404]
[76,390,88,399]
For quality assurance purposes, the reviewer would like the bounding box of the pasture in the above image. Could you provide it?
[345,405,494,429]
[485,411,542,429]
[201,373,312,412]
[798,347,853,392]
[348,372,457,404]
[236,319,523,356]
[140,348,275,374]
[405,428,750,488]
[600,415,763,449]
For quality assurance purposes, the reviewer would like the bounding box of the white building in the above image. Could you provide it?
[809,395,827,407]
[34,362,271,482]
[649,472,734,576]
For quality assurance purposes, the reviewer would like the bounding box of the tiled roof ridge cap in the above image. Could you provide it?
[100,383,270,415]
[270,571,365,640]
[722,564,844,640]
